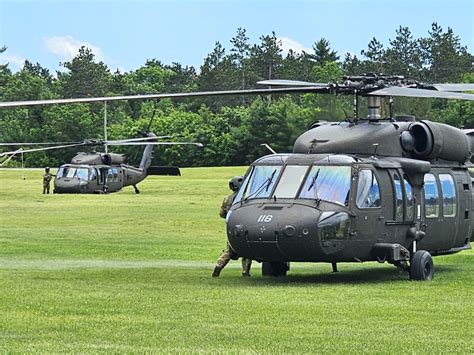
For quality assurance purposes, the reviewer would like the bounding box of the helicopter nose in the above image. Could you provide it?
[228,204,352,262]
[54,178,82,193]
[227,203,325,261]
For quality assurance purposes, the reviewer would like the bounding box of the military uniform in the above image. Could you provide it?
[43,170,53,194]
[213,190,252,277]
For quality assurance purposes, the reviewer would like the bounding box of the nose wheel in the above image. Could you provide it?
[409,250,434,281]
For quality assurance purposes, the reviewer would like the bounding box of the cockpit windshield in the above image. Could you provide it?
[57,166,91,180]
[299,166,351,206]
[273,165,308,198]
[233,165,282,203]
[234,163,352,206]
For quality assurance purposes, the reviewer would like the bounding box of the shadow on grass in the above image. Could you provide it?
[215,263,462,286]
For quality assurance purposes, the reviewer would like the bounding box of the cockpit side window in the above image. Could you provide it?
[89,168,97,181]
[356,169,381,208]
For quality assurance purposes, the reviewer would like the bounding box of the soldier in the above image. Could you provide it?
[212,176,252,277]
[43,167,54,194]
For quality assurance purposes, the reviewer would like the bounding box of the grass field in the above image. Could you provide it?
[0,167,473,353]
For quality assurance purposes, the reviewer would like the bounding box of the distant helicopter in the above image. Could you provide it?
[1,74,473,280]
[0,133,203,193]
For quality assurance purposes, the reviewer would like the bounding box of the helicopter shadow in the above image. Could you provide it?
[243,264,460,286]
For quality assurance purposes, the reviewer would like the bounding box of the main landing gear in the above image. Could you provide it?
[262,261,290,277]
[409,250,434,281]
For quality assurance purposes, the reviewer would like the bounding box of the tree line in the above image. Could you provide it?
[0,23,472,168]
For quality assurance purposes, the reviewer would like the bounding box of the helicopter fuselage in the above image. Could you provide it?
[227,154,472,264]
[54,163,133,193]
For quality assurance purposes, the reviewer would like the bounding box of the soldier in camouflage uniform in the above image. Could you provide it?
[43,167,54,194]
[212,176,252,277]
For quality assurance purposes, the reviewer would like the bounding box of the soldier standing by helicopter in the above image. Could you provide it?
[212,176,252,277]
[42,167,55,194]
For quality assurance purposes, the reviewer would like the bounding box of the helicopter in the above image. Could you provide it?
[0,133,203,194]
[225,74,474,281]
[1,73,474,280]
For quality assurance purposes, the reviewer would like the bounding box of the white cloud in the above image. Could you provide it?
[0,53,25,70]
[43,35,104,62]
[278,37,312,56]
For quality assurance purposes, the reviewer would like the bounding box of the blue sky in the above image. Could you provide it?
[0,0,473,73]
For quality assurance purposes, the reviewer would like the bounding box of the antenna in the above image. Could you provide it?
[353,90,359,123]
[372,143,379,157]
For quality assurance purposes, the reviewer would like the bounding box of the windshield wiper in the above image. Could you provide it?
[265,169,278,192]
[244,168,278,201]
[307,169,320,191]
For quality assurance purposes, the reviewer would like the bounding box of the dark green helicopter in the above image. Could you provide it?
[225,75,474,280]
[0,133,203,194]
[1,74,474,280]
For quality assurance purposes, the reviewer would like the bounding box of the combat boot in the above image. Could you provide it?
[242,258,252,277]
[212,266,222,277]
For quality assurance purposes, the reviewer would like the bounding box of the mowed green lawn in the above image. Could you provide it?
[0,167,472,353]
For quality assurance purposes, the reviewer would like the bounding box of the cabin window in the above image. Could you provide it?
[424,174,439,218]
[273,165,308,198]
[299,166,351,206]
[234,165,282,202]
[404,176,414,220]
[393,174,403,220]
[439,174,456,217]
[107,169,114,182]
[112,168,119,182]
[356,170,381,208]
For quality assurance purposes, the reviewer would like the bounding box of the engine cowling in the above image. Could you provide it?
[101,153,125,165]
[400,120,471,162]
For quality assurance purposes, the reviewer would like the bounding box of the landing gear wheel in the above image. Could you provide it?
[409,250,434,281]
[262,261,289,277]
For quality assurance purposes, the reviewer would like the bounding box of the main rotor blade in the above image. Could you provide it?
[0,87,330,108]
[0,142,88,156]
[369,86,474,101]
[105,136,172,144]
[433,83,474,92]
[0,141,79,146]
[107,142,204,147]
[257,79,328,87]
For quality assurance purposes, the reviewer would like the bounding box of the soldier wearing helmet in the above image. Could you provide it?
[212,176,252,277]
[43,167,54,194]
